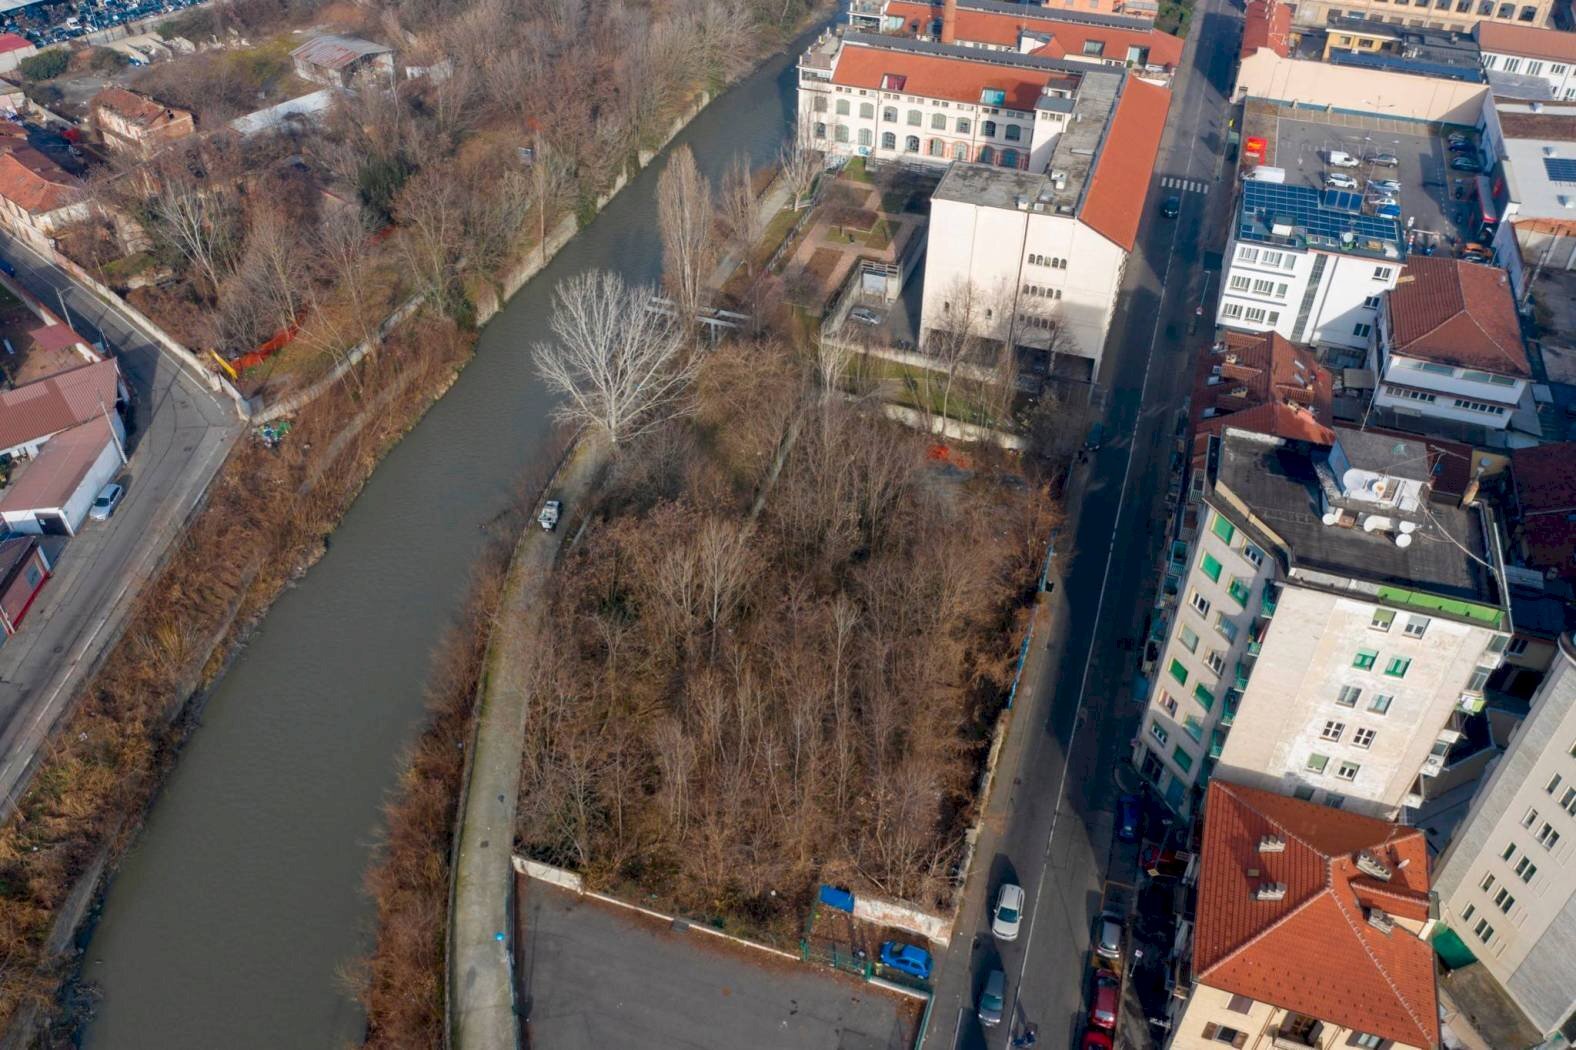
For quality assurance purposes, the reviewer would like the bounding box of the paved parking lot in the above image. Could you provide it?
[517,877,922,1050]
[1261,113,1483,248]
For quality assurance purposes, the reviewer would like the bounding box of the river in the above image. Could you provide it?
[78,31,811,1050]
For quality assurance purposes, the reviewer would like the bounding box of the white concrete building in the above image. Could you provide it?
[797,31,1099,170]
[1133,426,1511,820]
[1217,179,1405,350]
[1477,22,1576,101]
[1433,632,1576,1043]
[918,73,1169,377]
[1369,255,1534,434]
[1478,100,1576,297]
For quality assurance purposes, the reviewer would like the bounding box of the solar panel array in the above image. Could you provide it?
[1544,157,1576,184]
[1240,181,1402,253]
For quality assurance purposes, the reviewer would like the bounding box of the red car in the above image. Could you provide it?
[1090,973,1119,1031]
[1082,1031,1115,1050]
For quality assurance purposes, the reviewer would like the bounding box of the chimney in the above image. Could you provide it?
[941,0,958,45]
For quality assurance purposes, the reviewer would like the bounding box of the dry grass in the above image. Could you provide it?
[0,315,476,1039]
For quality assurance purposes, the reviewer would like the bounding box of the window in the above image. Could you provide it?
[952,142,967,160]
[1547,773,1564,796]
[1184,715,1205,742]
[1150,720,1169,745]
[1307,752,1330,774]
[836,125,851,143]
[1194,684,1215,711]
[1480,872,1496,893]
[1244,306,1268,324]
[1220,302,1244,320]
[930,112,946,130]
[1461,903,1476,923]
[1190,591,1211,616]
[882,106,897,122]
[1502,841,1517,861]
[1553,63,1569,75]
[1520,4,1537,17]
[1536,822,1561,850]
[1238,247,1260,264]
[1215,614,1238,643]
[1169,659,1189,686]
[1352,1036,1383,1050]
[956,117,971,134]
[1227,578,1251,606]
[836,98,851,115]
[1206,649,1226,675]
[1159,692,1178,716]
[1353,727,1376,749]
[1336,761,1361,781]
[1385,657,1411,678]
[1371,608,1395,632]
[1226,995,1254,1014]
[880,131,896,149]
[1252,277,1278,295]
[906,109,922,126]
[1474,918,1495,944]
[1368,693,1392,714]
[1203,1025,1246,1046]
[1212,514,1236,544]
[1353,649,1378,670]
[1243,544,1264,568]
[1403,615,1430,638]
[1495,888,1516,913]
[1201,553,1223,582]
[1516,856,1538,882]
[1337,685,1362,707]
[1353,322,1372,338]
[928,139,943,157]
[1004,124,1022,142]
[1453,397,1508,416]
[982,119,997,137]
[814,122,827,139]
[1562,787,1576,816]
[1373,266,1394,281]
[1179,625,1200,653]
[1261,250,1283,267]
[859,102,874,118]
[1384,384,1436,404]
[1508,636,1529,656]
[904,135,919,152]
[858,128,872,146]
[1173,745,1194,773]
[1321,720,1346,742]
[1364,294,1381,308]
[1229,274,1251,291]
[1522,807,1539,829]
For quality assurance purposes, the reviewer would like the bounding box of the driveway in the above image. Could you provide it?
[518,877,922,1050]
[0,229,239,813]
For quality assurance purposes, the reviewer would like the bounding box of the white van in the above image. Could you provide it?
[1326,150,1360,168]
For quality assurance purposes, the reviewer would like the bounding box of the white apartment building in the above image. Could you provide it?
[1134,425,1511,820]
[919,73,1169,376]
[1369,256,1534,433]
[1433,632,1576,1043]
[1217,179,1404,350]
[1477,22,1576,100]
[1478,99,1576,296]
[797,31,1092,170]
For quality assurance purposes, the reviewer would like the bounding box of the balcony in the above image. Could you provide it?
[1260,583,1279,618]
[1169,540,1189,572]
[1270,1019,1326,1050]
[1209,727,1226,760]
[1220,689,1242,727]
[1458,693,1487,715]
[1234,661,1252,690]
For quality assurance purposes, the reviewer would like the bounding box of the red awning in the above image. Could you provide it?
[1476,175,1499,225]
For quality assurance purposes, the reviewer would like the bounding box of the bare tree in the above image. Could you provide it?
[920,278,992,435]
[720,153,763,277]
[532,270,699,447]
[657,145,715,325]
[147,174,238,298]
[777,118,820,211]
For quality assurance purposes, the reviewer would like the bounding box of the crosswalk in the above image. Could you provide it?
[1159,175,1209,194]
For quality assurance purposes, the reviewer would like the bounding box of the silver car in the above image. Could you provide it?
[978,968,1006,1027]
[1096,915,1123,961]
[88,482,124,522]
[992,883,1025,941]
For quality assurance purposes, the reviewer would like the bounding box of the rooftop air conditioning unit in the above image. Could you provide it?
[1366,908,1395,934]
[1258,835,1286,853]
[1356,851,1393,881]
[1256,883,1287,901]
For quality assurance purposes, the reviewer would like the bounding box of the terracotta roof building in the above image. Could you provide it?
[90,87,195,158]
[1241,0,1292,59]
[1370,256,1534,434]
[877,0,1183,71]
[0,120,87,251]
[1190,330,1334,466]
[0,358,125,458]
[1172,780,1439,1050]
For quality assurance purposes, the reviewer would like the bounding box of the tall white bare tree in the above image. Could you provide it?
[720,153,763,277]
[533,270,699,447]
[657,145,715,325]
[777,118,820,210]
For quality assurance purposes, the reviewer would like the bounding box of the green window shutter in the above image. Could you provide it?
[1354,649,1378,670]
[1173,746,1194,773]
[1212,513,1237,544]
[1194,684,1215,711]
[1169,659,1188,685]
[1201,553,1223,582]
[1228,577,1251,606]
[1386,657,1412,678]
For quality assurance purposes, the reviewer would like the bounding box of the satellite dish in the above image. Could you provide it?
[1395,533,1413,548]
[1323,510,1340,525]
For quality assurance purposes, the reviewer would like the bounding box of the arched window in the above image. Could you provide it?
[836,125,850,143]
[881,131,896,150]
[983,120,998,137]
[904,135,920,152]
[928,138,944,157]
[860,102,874,118]
[1000,148,1019,168]
[858,128,872,146]
[814,96,827,113]
[907,109,922,126]
[883,107,898,123]
[952,142,967,160]
[978,146,994,165]
[957,118,971,135]
[931,113,946,130]
[814,122,826,139]
[1004,123,1022,142]
[835,99,850,116]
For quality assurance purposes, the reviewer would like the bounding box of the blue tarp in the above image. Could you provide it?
[818,884,855,912]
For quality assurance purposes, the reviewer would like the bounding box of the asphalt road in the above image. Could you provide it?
[0,229,238,813]
[923,2,1245,1047]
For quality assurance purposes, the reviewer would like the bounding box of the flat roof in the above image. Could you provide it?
[1212,428,1501,607]
[1498,117,1576,221]
[1236,180,1404,260]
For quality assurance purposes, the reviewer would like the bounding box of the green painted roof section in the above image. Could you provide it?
[1375,585,1504,629]
[1432,925,1477,971]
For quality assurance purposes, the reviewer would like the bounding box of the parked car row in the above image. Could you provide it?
[3,0,203,48]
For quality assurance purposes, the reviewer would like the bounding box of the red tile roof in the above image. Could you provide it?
[0,358,121,453]
[1512,441,1576,583]
[1386,257,1529,379]
[1080,76,1170,252]
[884,0,1184,68]
[1191,331,1335,461]
[0,145,79,216]
[1195,780,1438,1049]
[0,33,31,55]
[0,415,116,515]
[90,86,192,131]
[1476,21,1576,64]
[1241,0,1292,58]
[830,39,1077,110]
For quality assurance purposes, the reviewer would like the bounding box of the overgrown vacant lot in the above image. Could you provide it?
[516,342,1054,936]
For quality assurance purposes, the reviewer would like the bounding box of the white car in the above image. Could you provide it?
[992,883,1025,941]
[88,482,124,521]
[1325,173,1359,190]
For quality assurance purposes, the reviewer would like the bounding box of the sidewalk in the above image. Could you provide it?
[449,435,608,1050]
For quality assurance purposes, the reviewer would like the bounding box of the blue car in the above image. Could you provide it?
[1117,794,1142,843]
[879,940,933,980]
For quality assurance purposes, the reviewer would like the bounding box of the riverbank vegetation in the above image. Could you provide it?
[513,333,1057,940]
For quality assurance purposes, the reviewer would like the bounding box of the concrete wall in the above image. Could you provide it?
[1235,51,1490,124]
[1434,635,1576,1038]
[851,894,951,946]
